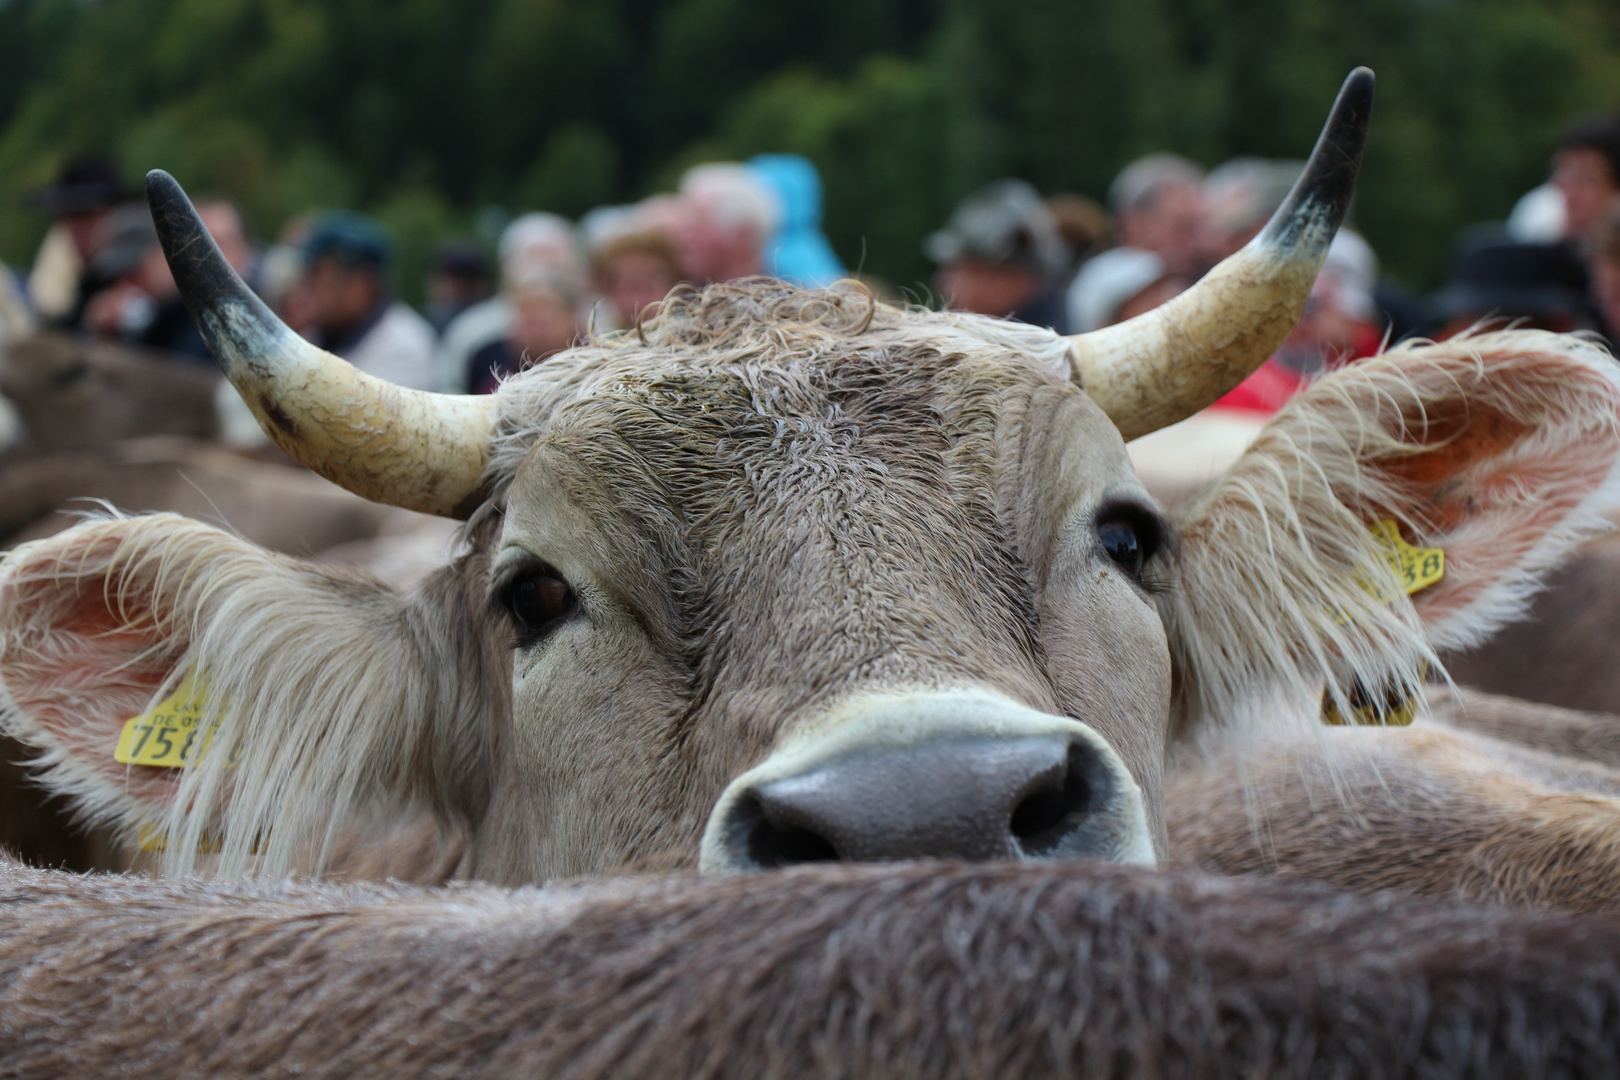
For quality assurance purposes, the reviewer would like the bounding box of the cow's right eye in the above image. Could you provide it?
[504,570,577,642]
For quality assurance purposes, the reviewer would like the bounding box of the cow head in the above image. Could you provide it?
[4,70,1620,885]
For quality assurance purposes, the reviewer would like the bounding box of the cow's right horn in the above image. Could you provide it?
[146,170,492,518]
[1068,67,1374,441]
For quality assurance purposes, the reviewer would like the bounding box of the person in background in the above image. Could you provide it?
[1066,248,1185,333]
[1044,194,1111,278]
[1108,153,1205,276]
[677,163,782,284]
[24,155,130,327]
[80,197,258,361]
[433,212,586,392]
[1582,205,1620,346]
[424,241,493,336]
[0,262,33,341]
[463,265,583,394]
[748,154,846,287]
[80,203,203,358]
[926,179,1070,331]
[299,211,435,390]
[592,228,683,330]
[1428,225,1597,339]
[1554,115,1620,248]
[256,213,317,337]
[1067,154,1204,336]
[1199,158,1302,265]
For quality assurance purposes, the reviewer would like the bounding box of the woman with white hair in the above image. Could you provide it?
[434,213,587,393]
[463,263,584,395]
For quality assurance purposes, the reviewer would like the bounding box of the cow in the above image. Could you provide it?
[4,70,1620,905]
[1438,530,1620,714]
[1167,684,1620,913]
[0,332,222,457]
[2,857,1618,1079]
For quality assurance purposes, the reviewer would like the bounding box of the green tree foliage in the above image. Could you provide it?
[2,0,1618,301]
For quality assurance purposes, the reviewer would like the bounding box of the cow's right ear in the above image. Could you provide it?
[0,514,484,875]
[1164,329,1620,734]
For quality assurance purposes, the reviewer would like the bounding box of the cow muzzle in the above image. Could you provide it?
[699,689,1155,874]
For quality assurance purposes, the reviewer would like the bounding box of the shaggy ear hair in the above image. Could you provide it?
[1166,330,1620,736]
[0,514,497,876]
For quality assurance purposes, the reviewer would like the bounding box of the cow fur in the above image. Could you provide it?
[2,857,1618,1079]
[0,333,220,457]
[1441,530,1620,714]
[1168,685,1620,913]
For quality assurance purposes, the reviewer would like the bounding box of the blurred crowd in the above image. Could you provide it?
[6,111,1620,423]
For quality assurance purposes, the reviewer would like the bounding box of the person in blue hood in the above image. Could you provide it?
[748,154,847,287]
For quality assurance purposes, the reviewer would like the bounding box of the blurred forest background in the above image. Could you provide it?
[3,0,1619,304]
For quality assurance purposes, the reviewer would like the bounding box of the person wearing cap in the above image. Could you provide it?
[25,154,130,324]
[1065,248,1188,334]
[927,180,1070,332]
[298,211,435,391]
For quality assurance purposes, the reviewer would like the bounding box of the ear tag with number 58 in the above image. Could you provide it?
[1368,518,1444,598]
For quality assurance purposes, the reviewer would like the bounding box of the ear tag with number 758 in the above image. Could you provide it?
[114,674,219,768]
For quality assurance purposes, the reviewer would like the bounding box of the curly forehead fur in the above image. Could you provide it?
[484,281,1076,502]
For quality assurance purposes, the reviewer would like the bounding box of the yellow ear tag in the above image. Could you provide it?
[1324,521,1442,727]
[114,674,217,768]
[1322,674,1424,727]
[1369,519,1444,597]
[134,823,224,854]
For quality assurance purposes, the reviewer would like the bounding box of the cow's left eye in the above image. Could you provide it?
[1095,503,1165,580]
[504,570,577,641]
[1098,520,1143,575]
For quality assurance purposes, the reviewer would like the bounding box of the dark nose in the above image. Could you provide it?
[713,735,1125,869]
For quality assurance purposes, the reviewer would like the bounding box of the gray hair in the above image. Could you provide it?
[1202,158,1305,241]
[1108,153,1204,216]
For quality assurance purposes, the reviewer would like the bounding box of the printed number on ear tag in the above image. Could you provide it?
[114,675,220,768]
[1369,519,1444,597]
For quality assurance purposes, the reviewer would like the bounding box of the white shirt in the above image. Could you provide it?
[345,302,437,391]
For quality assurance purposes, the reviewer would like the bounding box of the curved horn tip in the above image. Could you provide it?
[1258,67,1376,252]
[145,169,204,254]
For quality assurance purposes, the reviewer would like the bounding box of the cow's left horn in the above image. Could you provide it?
[146,171,492,517]
[1069,67,1374,440]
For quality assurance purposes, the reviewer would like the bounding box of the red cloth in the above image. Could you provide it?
[1210,325,1384,416]
[1211,358,1306,415]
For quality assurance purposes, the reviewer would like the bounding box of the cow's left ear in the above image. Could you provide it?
[0,514,494,876]
[1165,329,1620,729]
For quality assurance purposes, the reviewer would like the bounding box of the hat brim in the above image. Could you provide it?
[27,182,128,216]
[1429,283,1586,321]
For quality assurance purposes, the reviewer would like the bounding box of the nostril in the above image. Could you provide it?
[1009,743,1093,857]
[732,792,839,869]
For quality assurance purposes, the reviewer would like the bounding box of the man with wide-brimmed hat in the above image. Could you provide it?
[25,154,131,325]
